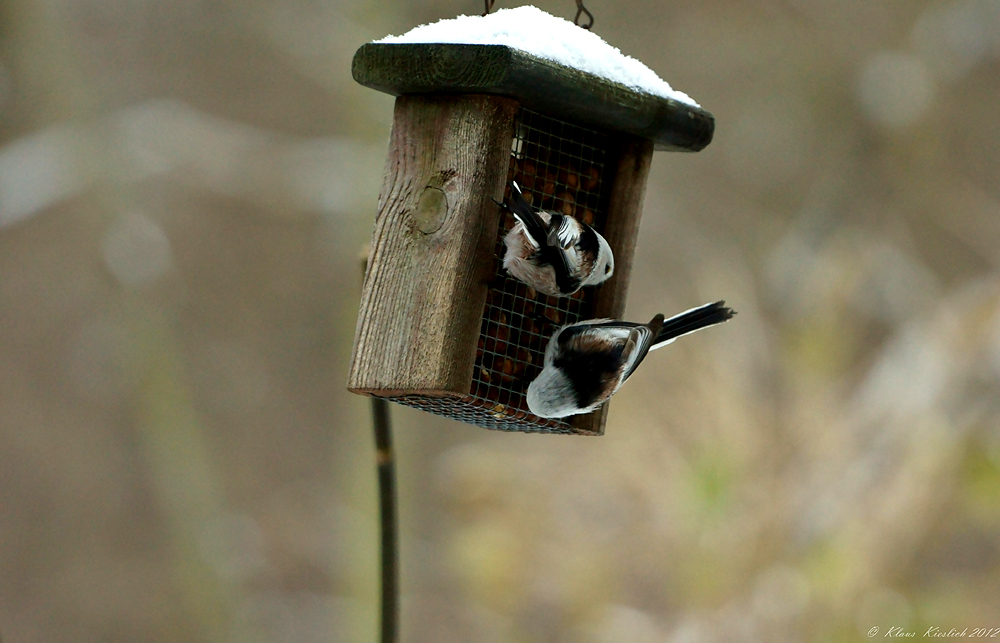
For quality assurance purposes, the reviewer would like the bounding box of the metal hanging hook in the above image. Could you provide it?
[574,0,594,29]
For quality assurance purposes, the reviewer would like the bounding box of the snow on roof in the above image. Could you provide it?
[375,5,698,106]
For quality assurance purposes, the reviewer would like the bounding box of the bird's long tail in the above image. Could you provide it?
[650,301,735,350]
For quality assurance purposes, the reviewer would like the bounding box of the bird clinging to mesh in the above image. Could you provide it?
[496,181,614,297]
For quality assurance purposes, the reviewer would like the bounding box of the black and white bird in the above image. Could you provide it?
[497,181,614,297]
[526,301,736,418]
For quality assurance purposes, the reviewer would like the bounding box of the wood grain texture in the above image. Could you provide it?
[570,134,655,436]
[353,43,714,153]
[348,94,519,396]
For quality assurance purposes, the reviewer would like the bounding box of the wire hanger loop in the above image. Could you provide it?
[482,0,594,29]
[574,0,594,29]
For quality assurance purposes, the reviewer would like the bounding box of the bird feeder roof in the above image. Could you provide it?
[352,42,715,153]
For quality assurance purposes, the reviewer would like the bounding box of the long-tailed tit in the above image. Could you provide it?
[526,301,736,418]
[496,181,614,297]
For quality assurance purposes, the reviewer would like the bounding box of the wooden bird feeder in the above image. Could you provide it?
[347,43,714,435]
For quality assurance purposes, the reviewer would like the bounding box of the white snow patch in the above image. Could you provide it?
[376,5,698,106]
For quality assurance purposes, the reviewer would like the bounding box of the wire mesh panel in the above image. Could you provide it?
[389,109,613,434]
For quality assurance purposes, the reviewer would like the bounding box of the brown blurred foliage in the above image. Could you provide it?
[1,0,999,641]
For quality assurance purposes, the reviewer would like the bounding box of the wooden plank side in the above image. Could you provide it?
[352,43,714,153]
[348,94,519,396]
[571,134,655,436]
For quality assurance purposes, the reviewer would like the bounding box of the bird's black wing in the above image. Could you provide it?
[575,224,600,256]
[506,182,550,249]
[550,245,581,294]
[620,314,664,382]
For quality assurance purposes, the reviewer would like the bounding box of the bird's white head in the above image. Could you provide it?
[584,233,614,286]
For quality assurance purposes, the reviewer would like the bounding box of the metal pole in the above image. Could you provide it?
[371,396,398,643]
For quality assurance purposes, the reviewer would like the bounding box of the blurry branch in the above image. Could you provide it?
[0,99,386,229]
[110,100,384,217]
[135,316,239,642]
[0,125,92,229]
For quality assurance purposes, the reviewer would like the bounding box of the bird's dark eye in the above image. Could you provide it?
[605,265,612,274]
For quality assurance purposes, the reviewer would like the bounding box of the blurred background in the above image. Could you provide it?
[2,0,999,641]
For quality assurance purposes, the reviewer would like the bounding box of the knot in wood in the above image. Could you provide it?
[411,169,457,235]
[413,185,448,234]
